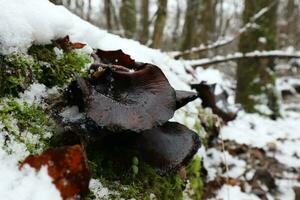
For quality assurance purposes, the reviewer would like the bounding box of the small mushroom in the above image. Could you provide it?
[134,122,201,175]
[191,81,237,122]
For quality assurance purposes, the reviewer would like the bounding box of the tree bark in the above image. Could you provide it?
[104,0,113,31]
[196,0,217,45]
[171,0,181,48]
[236,0,279,117]
[139,0,149,44]
[120,0,137,38]
[86,0,92,22]
[180,0,201,51]
[151,0,167,48]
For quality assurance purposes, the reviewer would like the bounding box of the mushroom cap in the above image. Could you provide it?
[93,49,135,68]
[175,90,198,109]
[69,63,176,132]
[135,122,201,175]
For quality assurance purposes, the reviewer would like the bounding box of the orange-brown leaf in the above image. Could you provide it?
[55,35,86,50]
[21,145,90,200]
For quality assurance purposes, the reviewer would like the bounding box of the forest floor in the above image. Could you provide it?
[201,68,300,200]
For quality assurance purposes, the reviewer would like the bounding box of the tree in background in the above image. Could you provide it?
[180,0,217,57]
[236,0,279,118]
[120,0,137,38]
[180,0,201,51]
[151,0,167,48]
[139,0,149,44]
[280,0,300,48]
[196,0,217,45]
[104,0,113,31]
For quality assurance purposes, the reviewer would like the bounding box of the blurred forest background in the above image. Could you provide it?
[50,0,300,51]
[50,0,300,118]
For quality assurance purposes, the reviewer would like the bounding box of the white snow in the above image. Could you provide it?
[203,149,247,181]
[89,179,110,199]
[18,83,48,105]
[60,106,85,122]
[214,185,260,200]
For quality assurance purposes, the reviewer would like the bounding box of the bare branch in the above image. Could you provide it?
[188,50,300,68]
[172,0,278,59]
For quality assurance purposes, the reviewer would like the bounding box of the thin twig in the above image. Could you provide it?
[188,51,300,68]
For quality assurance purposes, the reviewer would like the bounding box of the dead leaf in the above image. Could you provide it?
[54,35,86,50]
[21,145,90,200]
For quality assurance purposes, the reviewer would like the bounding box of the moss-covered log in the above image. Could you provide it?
[0,43,204,199]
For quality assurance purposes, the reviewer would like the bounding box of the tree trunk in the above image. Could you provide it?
[139,0,149,44]
[86,0,92,22]
[197,0,217,45]
[120,0,137,38]
[282,0,300,47]
[180,0,201,51]
[151,0,167,48]
[172,0,181,48]
[236,0,279,118]
[104,0,113,31]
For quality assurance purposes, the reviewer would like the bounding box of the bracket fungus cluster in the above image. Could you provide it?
[65,49,201,175]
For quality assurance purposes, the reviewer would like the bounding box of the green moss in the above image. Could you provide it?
[186,156,203,200]
[0,44,90,97]
[28,45,90,87]
[0,98,56,154]
[0,54,34,96]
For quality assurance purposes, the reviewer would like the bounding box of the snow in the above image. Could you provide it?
[60,106,85,123]
[204,149,247,181]
[18,83,48,105]
[214,185,260,200]
[89,179,110,199]
[221,111,300,150]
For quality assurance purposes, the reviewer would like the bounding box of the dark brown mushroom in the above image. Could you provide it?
[175,90,198,109]
[67,63,176,132]
[134,122,201,175]
[191,81,237,123]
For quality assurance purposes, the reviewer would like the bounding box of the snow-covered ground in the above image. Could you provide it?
[0,0,300,199]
